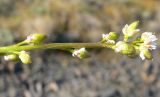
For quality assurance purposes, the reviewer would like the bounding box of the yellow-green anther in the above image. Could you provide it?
[19,51,31,64]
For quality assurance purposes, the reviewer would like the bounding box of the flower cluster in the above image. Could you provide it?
[4,51,31,64]
[3,33,46,64]
[101,21,157,60]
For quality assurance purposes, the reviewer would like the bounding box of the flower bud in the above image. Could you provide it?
[4,54,18,61]
[72,48,89,59]
[102,32,118,44]
[26,33,46,44]
[108,32,119,40]
[19,51,31,64]
[115,41,135,55]
[128,21,139,32]
[122,21,140,37]
[78,50,89,59]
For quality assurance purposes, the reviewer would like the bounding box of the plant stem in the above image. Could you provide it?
[0,43,115,54]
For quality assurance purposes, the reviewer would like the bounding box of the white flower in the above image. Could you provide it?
[141,32,157,50]
[122,24,140,37]
[138,32,157,60]
[102,34,115,44]
[72,48,86,57]
[115,41,124,52]
[139,43,153,60]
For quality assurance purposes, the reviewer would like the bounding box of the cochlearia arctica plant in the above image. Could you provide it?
[1,21,158,64]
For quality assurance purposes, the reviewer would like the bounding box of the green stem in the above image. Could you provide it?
[124,35,129,42]
[0,43,115,53]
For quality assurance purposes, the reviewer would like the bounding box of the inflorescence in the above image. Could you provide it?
[1,21,158,64]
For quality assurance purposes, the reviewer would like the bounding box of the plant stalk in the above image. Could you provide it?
[0,43,115,54]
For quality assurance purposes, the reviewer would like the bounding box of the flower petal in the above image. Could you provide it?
[140,52,145,60]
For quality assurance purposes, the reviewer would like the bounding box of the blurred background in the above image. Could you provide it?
[0,0,160,97]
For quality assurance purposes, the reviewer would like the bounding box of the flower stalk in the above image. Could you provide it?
[0,21,158,64]
[0,43,114,53]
